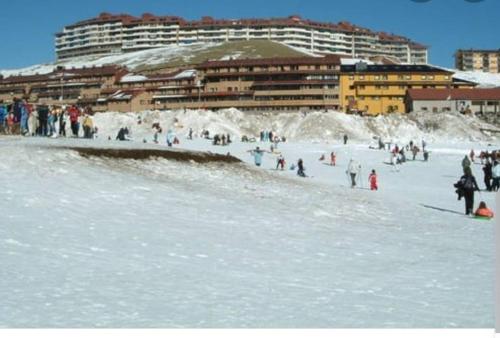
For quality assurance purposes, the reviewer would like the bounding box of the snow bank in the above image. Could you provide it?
[92,109,499,144]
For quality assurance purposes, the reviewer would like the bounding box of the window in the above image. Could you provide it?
[381,75,388,80]
[374,75,380,80]
[359,75,365,80]
[444,75,450,80]
[349,75,354,80]
[406,75,411,80]
[359,85,366,90]
[428,75,435,80]
[422,75,428,80]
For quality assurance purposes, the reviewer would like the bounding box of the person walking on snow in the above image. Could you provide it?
[369,169,378,191]
[343,134,348,145]
[482,159,493,191]
[454,166,480,215]
[347,159,361,188]
[470,149,475,163]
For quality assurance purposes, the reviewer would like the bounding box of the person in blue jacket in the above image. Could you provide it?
[248,146,266,166]
[20,100,29,135]
[166,129,175,147]
[0,100,7,132]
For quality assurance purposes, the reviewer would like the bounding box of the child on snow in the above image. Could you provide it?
[369,169,378,191]
[330,152,336,166]
[474,201,494,219]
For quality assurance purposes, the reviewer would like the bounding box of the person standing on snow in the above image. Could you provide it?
[455,166,480,215]
[422,139,427,152]
[482,159,493,191]
[276,154,285,170]
[492,161,500,192]
[368,169,378,191]
[343,134,348,145]
[330,151,337,166]
[248,146,267,167]
[166,129,175,147]
[470,149,475,163]
[461,155,471,171]
[347,159,361,188]
[297,159,306,177]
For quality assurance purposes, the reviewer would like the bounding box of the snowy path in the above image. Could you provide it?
[0,136,495,328]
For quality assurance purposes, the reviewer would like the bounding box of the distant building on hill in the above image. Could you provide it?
[55,13,428,64]
[455,49,500,73]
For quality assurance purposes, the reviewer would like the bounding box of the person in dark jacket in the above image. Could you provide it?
[297,158,306,177]
[482,159,493,191]
[37,105,49,136]
[455,166,480,215]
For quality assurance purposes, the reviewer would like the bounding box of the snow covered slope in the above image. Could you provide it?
[0,136,494,328]
[0,41,309,77]
[92,109,500,144]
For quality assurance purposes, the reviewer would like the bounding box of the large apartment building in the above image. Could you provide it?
[455,49,500,73]
[55,13,428,64]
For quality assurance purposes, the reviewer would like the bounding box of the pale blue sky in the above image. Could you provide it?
[0,0,498,69]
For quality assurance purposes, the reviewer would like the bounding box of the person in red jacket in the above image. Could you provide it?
[68,106,80,137]
[369,169,378,191]
[474,201,494,218]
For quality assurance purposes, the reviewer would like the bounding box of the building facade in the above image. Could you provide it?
[339,62,473,115]
[55,13,428,64]
[455,49,500,73]
[406,88,500,114]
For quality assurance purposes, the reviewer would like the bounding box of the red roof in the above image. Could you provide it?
[407,88,500,101]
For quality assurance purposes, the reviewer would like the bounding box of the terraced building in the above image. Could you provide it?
[55,13,428,64]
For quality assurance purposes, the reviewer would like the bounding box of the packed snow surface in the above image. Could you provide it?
[0,112,495,328]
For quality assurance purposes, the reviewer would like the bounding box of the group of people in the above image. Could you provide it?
[455,152,495,218]
[0,98,96,139]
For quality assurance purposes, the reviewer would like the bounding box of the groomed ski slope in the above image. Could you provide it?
[0,132,495,328]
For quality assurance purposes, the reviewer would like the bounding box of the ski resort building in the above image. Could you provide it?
[406,88,500,114]
[455,49,500,73]
[152,55,343,112]
[0,66,127,110]
[339,62,473,115]
[55,13,428,64]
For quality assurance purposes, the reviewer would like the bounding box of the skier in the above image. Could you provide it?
[37,105,49,136]
[474,201,494,219]
[276,154,285,170]
[422,139,427,152]
[20,100,29,135]
[188,128,193,140]
[297,159,306,177]
[248,146,266,167]
[343,134,348,145]
[454,167,480,215]
[368,169,378,191]
[470,149,475,163]
[347,159,361,188]
[330,152,336,166]
[69,105,80,137]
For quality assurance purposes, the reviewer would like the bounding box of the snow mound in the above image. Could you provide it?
[93,109,499,144]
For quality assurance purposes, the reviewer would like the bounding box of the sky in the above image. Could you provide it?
[0,0,498,69]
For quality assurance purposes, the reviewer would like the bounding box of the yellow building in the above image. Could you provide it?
[339,63,457,115]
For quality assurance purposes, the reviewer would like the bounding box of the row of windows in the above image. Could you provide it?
[348,74,449,80]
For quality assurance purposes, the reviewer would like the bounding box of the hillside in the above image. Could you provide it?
[0,41,312,77]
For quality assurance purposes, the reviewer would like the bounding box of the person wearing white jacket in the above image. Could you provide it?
[492,161,500,191]
[347,159,361,188]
